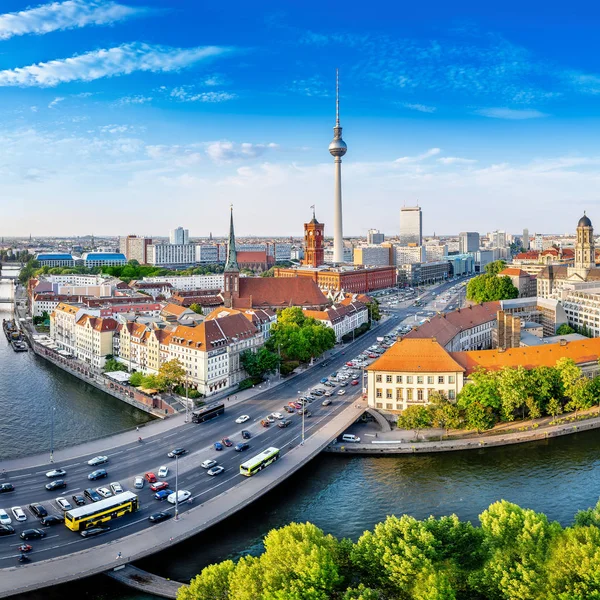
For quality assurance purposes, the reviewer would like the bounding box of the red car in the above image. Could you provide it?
[346,362,353,366]
[222,437,233,447]
[351,380,359,386]
[288,401,298,408]
[150,481,169,492]
[144,472,157,483]
[369,353,377,358]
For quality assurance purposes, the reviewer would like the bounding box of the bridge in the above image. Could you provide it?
[0,280,459,598]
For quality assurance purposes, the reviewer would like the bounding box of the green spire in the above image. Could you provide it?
[225,205,239,272]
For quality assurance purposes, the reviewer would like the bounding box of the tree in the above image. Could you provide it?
[457,368,501,412]
[103,358,127,373]
[428,393,461,440]
[397,405,431,440]
[464,401,495,433]
[555,357,582,402]
[565,377,594,417]
[157,359,186,393]
[546,397,563,421]
[466,273,519,303]
[129,372,144,386]
[240,348,279,380]
[141,373,164,391]
[485,260,507,276]
[497,366,531,421]
[574,498,600,528]
[189,303,203,314]
[178,560,235,600]
[556,323,576,336]
[366,299,381,322]
[529,366,563,414]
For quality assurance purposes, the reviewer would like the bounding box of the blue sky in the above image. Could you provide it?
[3,0,600,238]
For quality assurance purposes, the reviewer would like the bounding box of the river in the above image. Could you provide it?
[2,271,600,600]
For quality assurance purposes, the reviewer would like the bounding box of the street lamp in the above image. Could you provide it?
[184,376,189,424]
[297,390,306,446]
[49,406,56,463]
[174,454,179,520]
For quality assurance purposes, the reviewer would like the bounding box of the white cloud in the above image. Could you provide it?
[99,124,132,134]
[205,141,278,163]
[403,103,436,113]
[202,74,226,87]
[395,147,441,164]
[438,156,477,165]
[48,96,65,109]
[0,42,234,87]
[0,0,146,40]
[169,87,236,103]
[116,94,153,105]
[475,107,549,120]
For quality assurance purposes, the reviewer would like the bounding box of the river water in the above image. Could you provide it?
[2,272,600,600]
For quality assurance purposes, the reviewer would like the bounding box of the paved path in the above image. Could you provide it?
[107,564,185,599]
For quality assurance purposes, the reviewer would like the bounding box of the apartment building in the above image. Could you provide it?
[303,300,368,342]
[75,315,118,369]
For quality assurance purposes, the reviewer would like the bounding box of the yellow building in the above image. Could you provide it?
[50,302,85,354]
[74,315,118,369]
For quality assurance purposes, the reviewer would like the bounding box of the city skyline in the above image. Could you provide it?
[3,1,600,236]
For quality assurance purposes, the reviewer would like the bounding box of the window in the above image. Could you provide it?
[396,388,403,400]
[386,375,392,383]
[417,376,423,384]
[406,388,413,400]
[386,403,393,410]
[427,376,434,384]
[396,404,403,410]
[376,402,383,409]
[386,389,393,399]
[448,389,455,400]
[376,388,382,398]
[376,374,382,383]
[438,376,445,384]
[407,376,413,384]
[449,375,455,384]
[417,389,424,401]
[396,375,403,384]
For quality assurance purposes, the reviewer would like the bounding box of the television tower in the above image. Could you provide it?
[329,69,347,264]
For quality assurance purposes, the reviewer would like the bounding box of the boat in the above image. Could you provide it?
[10,340,28,352]
[3,319,27,351]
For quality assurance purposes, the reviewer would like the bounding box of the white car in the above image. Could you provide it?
[201,459,218,469]
[11,506,26,522]
[110,482,123,494]
[337,389,346,395]
[96,487,112,499]
[87,456,108,467]
[45,468,67,478]
[0,509,11,526]
[157,466,169,479]
[56,497,72,511]
[270,412,284,420]
[207,466,225,476]
[235,415,250,424]
[134,476,144,489]
[167,490,191,504]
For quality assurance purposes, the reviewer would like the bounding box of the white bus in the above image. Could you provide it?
[239,447,280,477]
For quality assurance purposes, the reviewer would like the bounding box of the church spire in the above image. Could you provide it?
[225,205,239,272]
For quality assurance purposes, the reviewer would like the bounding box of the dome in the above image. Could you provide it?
[578,214,592,228]
[328,138,347,157]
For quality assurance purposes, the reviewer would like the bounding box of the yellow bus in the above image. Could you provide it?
[239,447,280,477]
[64,491,139,531]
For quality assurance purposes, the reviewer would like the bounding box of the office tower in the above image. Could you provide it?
[399,206,422,246]
[522,228,529,250]
[328,69,347,264]
[367,229,385,244]
[169,226,189,245]
[459,232,480,254]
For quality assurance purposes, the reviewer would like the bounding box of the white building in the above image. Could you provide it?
[170,227,189,245]
[396,245,426,265]
[82,253,127,267]
[367,229,385,245]
[196,244,225,264]
[354,245,391,267]
[304,300,368,342]
[425,243,448,262]
[143,274,224,291]
[147,244,196,267]
[399,206,422,246]
[458,232,480,254]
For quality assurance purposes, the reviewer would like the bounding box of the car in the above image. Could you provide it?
[0,483,14,493]
[270,412,284,420]
[320,378,328,383]
[157,466,169,479]
[265,415,275,423]
[324,391,333,397]
[96,487,112,499]
[41,515,64,527]
[292,402,302,409]
[80,527,109,538]
[207,465,225,476]
[288,401,299,408]
[72,495,86,506]
[150,481,170,492]
[322,398,332,406]
[337,389,346,395]
[221,437,233,447]
[298,409,312,417]
[241,430,252,439]
[0,524,15,536]
[234,442,250,452]
[110,482,123,495]
[56,497,72,511]
[167,490,191,504]
[339,382,348,387]
[284,406,295,413]
[277,418,292,428]
[0,509,11,526]
[134,476,144,489]
[87,456,108,467]
[88,469,107,481]
[235,415,250,424]
[20,528,46,540]
[214,442,223,451]
[260,419,270,427]
[312,390,324,397]
[168,448,186,458]
[154,490,173,501]
[28,503,48,518]
[144,472,157,483]
[201,459,218,469]
[84,488,103,502]
[45,479,67,491]
[45,468,67,478]
[149,511,172,524]
[351,380,359,386]
[11,507,26,522]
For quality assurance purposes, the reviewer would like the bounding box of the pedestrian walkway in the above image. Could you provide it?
[107,565,186,599]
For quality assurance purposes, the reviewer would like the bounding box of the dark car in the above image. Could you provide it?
[277,418,292,428]
[20,529,46,540]
[283,406,295,413]
[0,524,15,536]
[154,490,172,501]
[0,483,14,493]
[167,448,186,458]
[214,442,223,451]
[298,409,312,417]
[72,494,86,506]
[45,479,67,491]
[149,511,172,524]
[241,430,251,439]
[84,488,102,502]
[88,469,108,481]
[234,442,250,452]
[29,503,48,518]
[221,437,233,447]
[80,527,109,538]
[40,515,64,527]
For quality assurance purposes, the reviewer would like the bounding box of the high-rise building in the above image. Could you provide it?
[490,230,507,248]
[458,232,480,254]
[302,207,325,268]
[119,235,152,264]
[354,245,391,267]
[169,227,189,245]
[328,69,347,264]
[367,229,385,244]
[399,207,422,246]
[522,228,530,250]
[396,245,426,265]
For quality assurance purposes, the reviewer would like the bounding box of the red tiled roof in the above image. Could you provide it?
[237,251,268,263]
[499,268,529,277]
[237,277,328,309]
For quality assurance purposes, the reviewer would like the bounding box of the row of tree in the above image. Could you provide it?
[104,358,186,395]
[398,358,600,437]
[179,499,600,600]
[466,260,519,303]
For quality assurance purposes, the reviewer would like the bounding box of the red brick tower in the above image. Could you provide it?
[303,206,324,268]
